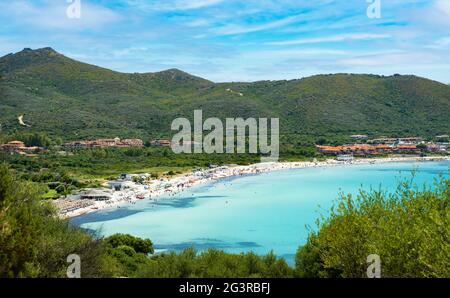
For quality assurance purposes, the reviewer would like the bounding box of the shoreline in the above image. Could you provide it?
[58,155,450,219]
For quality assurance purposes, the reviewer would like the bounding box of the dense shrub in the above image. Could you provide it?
[295,176,450,278]
[0,164,109,277]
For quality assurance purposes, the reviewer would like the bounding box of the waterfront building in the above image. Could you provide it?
[80,189,112,201]
[337,154,354,162]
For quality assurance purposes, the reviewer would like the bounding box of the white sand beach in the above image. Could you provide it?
[56,155,449,219]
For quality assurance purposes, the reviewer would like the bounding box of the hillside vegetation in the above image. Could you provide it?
[1,47,449,141]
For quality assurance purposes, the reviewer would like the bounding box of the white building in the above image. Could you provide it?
[337,154,354,162]
[108,180,134,191]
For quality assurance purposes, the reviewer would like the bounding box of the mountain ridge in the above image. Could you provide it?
[3,47,447,85]
[0,48,449,142]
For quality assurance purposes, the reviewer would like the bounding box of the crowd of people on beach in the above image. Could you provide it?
[57,156,449,218]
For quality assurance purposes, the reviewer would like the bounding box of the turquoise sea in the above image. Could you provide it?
[72,161,449,264]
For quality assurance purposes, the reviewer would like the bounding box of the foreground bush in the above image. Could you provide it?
[131,248,293,278]
[295,176,450,278]
[0,164,109,277]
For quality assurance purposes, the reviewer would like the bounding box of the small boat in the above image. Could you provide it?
[136,194,145,200]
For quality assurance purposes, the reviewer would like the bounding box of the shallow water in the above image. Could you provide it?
[72,161,449,264]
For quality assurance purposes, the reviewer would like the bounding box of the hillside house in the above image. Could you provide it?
[64,138,144,149]
[317,142,424,156]
[0,140,42,155]
[150,139,171,147]
[369,137,423,145]
[350,135,368,140]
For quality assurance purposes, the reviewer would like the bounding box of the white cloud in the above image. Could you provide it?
[336,51,442,67]
[412,0,450,27]
[267,33,391,46]
[112,46,150,58]
[186,19,210,27]
[425,36,450,49]
[435,36,450,47]
[212,15,304,35]
[0,0,120,30]
[434,0,450,16]
[240,48,349,60]
[0,38,44,56]
[171,0,224,10]
[125,0,224,11]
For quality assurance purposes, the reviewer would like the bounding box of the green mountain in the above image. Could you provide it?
[1,47,449,141]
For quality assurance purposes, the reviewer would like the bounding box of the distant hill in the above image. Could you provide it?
[0,47,449,141]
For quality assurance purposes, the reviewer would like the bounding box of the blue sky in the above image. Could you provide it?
[0,0,449,82]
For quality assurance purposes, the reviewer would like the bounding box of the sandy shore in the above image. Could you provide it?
[58,155,449,219]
